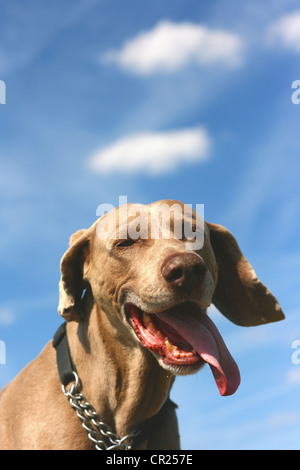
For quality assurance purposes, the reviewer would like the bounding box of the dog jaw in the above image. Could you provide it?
[122,300,207,376]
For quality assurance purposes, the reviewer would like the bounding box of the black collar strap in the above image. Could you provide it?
[53,323,77,386]
[53,323,174,449]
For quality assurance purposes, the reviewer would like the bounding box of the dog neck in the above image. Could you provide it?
[66,291,174,440]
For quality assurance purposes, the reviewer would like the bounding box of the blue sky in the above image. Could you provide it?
[0,0,300,450]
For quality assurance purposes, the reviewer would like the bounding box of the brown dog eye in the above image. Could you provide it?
[117,239,136,248]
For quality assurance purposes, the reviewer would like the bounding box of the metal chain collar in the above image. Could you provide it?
[62,372,138,450]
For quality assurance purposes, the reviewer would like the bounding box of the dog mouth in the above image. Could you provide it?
[127,303,201,366]
[125,301,241,396]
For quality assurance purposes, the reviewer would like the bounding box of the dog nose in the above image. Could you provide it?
[161,253,208,290]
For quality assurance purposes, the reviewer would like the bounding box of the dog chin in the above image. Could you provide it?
[153,352,206,376]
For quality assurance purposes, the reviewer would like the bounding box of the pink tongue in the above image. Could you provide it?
[156,307,241,396]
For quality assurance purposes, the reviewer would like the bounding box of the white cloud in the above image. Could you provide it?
[268,11,300,52]
[87,127,211,175]
[102,21,244,75]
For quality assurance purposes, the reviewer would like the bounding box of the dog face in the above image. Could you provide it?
[58,200,284,396]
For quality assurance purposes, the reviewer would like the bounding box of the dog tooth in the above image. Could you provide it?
[165,338,174,353]
[173,351,180,358]
[157,331,163,338]
[180,352,190,358]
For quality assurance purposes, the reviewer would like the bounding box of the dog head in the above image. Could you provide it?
[58,200,284,396]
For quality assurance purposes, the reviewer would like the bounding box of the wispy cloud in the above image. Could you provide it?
[268,11,300,52]
[0,158,32,199]
[102,21,244,75]
[0,1,100,74]
[0,308,16,326]
[286,368,300,385]
[87,127,211,175]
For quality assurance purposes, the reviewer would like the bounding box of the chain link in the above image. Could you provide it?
[62,372,137,450]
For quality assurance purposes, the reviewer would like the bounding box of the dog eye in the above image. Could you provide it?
[116,239,136,248]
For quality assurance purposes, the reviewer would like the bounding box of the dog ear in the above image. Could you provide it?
[58,229,90,322]
[206,222,285,327]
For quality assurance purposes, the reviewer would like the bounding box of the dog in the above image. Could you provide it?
[0,200,284,450]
